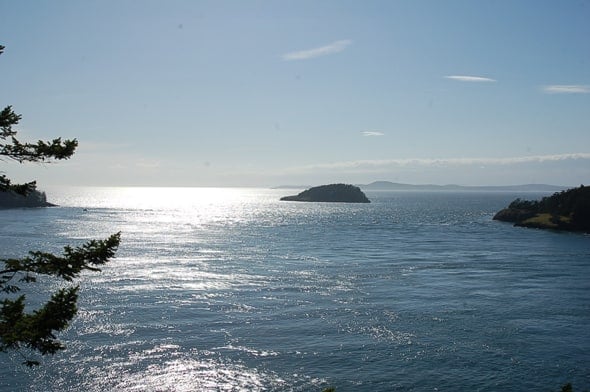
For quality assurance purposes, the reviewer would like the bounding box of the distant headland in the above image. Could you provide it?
[0,189,55,209]
[493,185,590,233]
[280,184,370,203]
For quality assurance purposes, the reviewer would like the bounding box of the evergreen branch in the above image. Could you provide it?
[0,106,21,138]
[0,174,36,195]
[0,287,79,356]
[0,233,121,281]
[0,233,120,364]
[1,137,78,163]
[0,270,20,293]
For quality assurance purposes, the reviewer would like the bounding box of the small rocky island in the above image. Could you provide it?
[280,183,370,203]
[493,185,590,233]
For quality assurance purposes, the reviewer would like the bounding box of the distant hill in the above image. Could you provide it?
[359,181,567,192]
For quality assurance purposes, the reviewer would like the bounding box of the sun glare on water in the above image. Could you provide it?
[50,186,265,210]
[37,186,292,391]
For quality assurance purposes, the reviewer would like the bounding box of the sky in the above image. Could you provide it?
[1,0,589,187]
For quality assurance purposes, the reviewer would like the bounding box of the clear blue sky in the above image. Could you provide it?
[1,0,589,187]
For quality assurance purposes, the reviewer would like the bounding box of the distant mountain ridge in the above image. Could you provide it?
[359,181,568,192]
[273,181,568,192]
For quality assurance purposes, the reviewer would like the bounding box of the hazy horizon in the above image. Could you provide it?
[37,180,575,191]
[2,1,588,188]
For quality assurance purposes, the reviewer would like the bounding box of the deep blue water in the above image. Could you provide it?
[1,187,589,391]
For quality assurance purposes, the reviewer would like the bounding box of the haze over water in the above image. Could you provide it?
[1,187,589,391]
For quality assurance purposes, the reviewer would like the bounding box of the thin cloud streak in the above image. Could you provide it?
[543,85,590,94]
[282,40,352,61]
[445,75,497,83]
[362,131,384,137]
[290,153,590,172]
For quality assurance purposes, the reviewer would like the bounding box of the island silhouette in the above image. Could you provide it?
[280,184,370,203]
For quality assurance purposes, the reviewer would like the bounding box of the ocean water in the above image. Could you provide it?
[1,187,589,391]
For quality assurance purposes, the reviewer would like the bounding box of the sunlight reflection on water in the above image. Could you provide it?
[57,345,280,392]
[49,186,249,206]
[41,188,311,391]
[108,356,272,392]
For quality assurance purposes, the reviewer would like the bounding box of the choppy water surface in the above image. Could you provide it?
[1,187,589,391]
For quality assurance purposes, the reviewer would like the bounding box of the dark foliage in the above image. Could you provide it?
[0,234,120,365]
[0,103,77,195]
[497,185,590,232]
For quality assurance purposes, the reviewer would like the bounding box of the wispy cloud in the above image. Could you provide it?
[282,40,352,61]
[289,153,590,173]
[362,131,385,137]
[542,85,590,94]
[445,75,497,83]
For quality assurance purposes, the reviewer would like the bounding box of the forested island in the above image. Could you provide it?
[493,185,590,233]
[0,189,55,209]
[280,184,370,203]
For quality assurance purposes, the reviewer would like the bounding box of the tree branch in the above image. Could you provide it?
[1,233,121,282]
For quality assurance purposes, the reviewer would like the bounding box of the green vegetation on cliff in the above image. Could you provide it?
[493,185,590,232]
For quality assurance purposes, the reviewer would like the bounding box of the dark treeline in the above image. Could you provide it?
[507,185,590,231]
[0,189,54,208]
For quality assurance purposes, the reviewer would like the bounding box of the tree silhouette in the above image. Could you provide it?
[0,44,120,366]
